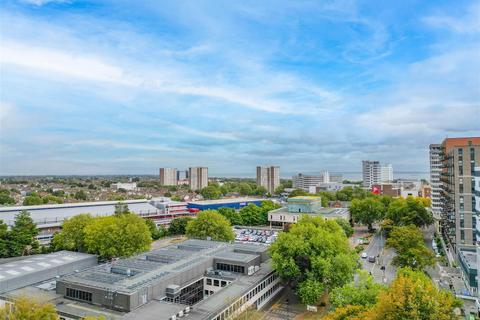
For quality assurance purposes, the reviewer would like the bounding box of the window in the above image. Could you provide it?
[461,230,465,241]
[66,288,92,302]
[459,166,463,175]
[206,278,212,285]
[214,279,219,287]
[221,281,227,287]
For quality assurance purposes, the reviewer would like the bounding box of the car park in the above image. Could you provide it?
[234,228,278,245]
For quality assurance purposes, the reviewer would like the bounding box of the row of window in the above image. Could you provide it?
[206,278,228,287]
[212,273,279,320]
[66,288,92,302]
[216,263,245,274]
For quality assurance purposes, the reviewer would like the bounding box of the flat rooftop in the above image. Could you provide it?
[187,197,264,205]
[0,200,158,226]
[288,196,321,202]
[270,207,349,218]
[459,250,477,270]
[0,251,97,294]
[60,240,228,294]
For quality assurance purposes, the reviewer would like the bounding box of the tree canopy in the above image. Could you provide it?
[385,197,433,228]
[52,214,93,252]
[218,207,243,225]
[8,210,39,257]
[269,216,357,305]
[386,225,435,270]
[186,210,235,242]
[168,217,193,235]
[330,270,384,309]
[325,268,461,320]
[200,185,222,200]
[335,218,354,238]
[368,268,461,320]
[349,197,385,232]
[0,296,58,320]
[83,213,151,259]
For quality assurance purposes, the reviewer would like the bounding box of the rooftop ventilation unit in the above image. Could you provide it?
[166,284,181,298]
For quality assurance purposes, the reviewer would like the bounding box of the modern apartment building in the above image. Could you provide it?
[430,144,443,217]
[380,163,394,183]
[362,160,381,188]
[188,167,208,191]
[159,168,178,186]
[256,166,280,194]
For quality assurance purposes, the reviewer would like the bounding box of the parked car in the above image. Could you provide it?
[368,256,376,263]
[361,252,368,259]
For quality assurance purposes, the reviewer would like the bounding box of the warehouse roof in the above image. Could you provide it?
[0,200,158,226]
[187,197,264,206]
[0,251,97,294]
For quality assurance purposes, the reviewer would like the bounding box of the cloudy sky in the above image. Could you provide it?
[0,0,479,176]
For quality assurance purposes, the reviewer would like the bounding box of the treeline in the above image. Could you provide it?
[52,210,151,260]
[200,181,269,199]
[0,188,16,205]
[0,210,39,258]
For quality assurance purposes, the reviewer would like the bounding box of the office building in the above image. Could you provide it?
[188,167,208,191]
[53,239,281,319]
[111,182,138,191]
[430,144,443,216]
[268,196,350,227]
[292,173,322,191]
[380,163,393,183]
[439,137,480,253]
[362,160,381,188]
[256,166,280,194]
[160,168,178,186]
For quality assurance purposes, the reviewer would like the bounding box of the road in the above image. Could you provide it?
[359,230,396,284]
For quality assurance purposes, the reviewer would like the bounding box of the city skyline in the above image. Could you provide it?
[1,0,479,175]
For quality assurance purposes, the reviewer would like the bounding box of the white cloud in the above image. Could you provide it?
[20,0,70,6]
[423,2,480,34]
[0,41,135,85]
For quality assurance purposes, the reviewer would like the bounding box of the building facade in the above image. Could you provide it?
[188,167,208,191]
[380,163,394,183]
[440,138,480,253]
[256,166,280,194]
[292,173,322,191]
[430,144,443,217]
[159,168,178,186]
[362,160,381,188]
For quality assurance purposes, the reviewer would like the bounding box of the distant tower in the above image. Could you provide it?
[188,167,208,191]
[256,166,280,194]
[159,168,177,186]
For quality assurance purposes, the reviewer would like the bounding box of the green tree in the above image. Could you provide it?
[238,183,253,196]
[8,210,39,256]
[336,187,354,201]
[218,207,243,225]
[274,185,285,195]
[386,225,435,270]
[145,219,163,240]
[23,195,43,206]
[200,185,221,199]
[186,210,235,242]
[168,217,193,235]
[269,216,357,305]
[288,189,308,197]
[51,214,93,252]
[84,213,151,259]
[239,204,264,225]
[385,197,433,228]
[368,268,461,320]
[114,202,129,215]
[253,185,268,196]
[0,190,15,205]
[0,296,58,320]
[330,270,384,309]
[74,190,88,200]
[0,220,9,257]
[335,218,354,238]
[349,197,385,232]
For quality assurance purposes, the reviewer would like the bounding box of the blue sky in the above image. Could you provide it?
[1,0,479,176]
